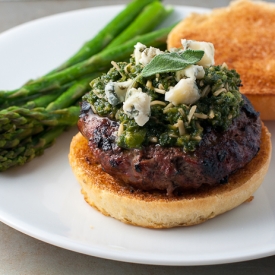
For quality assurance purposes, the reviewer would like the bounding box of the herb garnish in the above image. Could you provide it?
[141,49,204,77]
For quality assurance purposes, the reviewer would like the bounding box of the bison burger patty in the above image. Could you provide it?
[78,96,261,196]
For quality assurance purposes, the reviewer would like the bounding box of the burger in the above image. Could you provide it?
[69,40,272,228]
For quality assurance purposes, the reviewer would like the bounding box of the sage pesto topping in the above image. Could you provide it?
[83,40,243,151]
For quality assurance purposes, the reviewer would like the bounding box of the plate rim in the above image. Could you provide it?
[0,4,274,266]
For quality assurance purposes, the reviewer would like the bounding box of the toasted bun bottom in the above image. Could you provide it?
[68,125,271,228]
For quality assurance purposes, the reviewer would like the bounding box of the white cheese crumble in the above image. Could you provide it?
[175,65,205,81]
[165,78,200,105]
[105,79,133,105]
[123,87,151,126]
[181,39,215,67]
[134,42,163,66]
[133,42,147,65]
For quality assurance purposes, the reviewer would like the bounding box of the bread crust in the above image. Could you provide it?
[167,0,275,120]
[68,124,272,228]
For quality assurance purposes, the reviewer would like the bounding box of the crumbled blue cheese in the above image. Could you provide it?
[134,43,147,65]
[123,87,151,126]
[165,78,200,105]
[134,42,163,66]
[181,39,215,67]
[125,86,138,101]
[175,65,205,81]
[140,47,163,66]
[105,79,133,106]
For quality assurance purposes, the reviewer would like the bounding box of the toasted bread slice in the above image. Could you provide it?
[167,0,275,120]
[68,124,271,228]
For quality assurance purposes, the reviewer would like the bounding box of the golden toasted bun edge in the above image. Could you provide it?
[68,124,272,228]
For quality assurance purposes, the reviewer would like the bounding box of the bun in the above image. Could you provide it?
[167,0,275,120]
[68,124,272,228]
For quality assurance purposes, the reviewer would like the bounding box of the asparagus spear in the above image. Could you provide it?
[0,77,93,110]
[105,2,173,50]
[0,82,84,168]
[0,74,92,168]
[0,80,74,109]
[49,0,158,73]
[0,25,174,102]
[0,126,65,172]
[0,71,100,168]
[22,89,65,109]
[0,91,60,109]
[46,74,99,111]
[0,106,80,149]
[0,126,45,149]
[0,106,80,131]
[0,81,74,109]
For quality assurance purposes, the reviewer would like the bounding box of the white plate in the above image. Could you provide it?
[0,5,274,266]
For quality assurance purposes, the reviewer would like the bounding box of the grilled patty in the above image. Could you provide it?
[78,95,261,196]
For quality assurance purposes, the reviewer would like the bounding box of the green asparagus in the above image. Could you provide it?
[0,126,65,172]
[49,0,158,73]
[46,75,98,111]
[0,106,80,149]
[22,89,65,109]
[0,25,174,103]
[0,90,61,109]
[105,2,173,49]
[0,106,80,132]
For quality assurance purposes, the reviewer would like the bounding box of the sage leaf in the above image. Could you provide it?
[141,49,204,77]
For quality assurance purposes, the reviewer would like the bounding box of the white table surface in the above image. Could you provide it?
[1,0,275,274]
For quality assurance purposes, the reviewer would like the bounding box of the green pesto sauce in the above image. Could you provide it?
[83,59,243,152]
